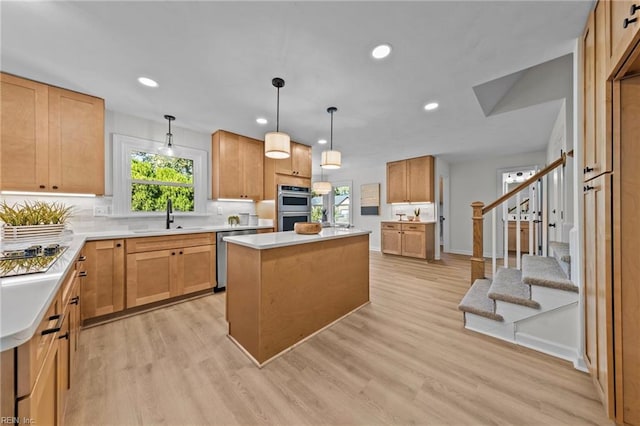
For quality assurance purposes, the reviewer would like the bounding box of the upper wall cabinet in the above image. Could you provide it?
[386,155,434,203]
[211,130,264,201]
[0,73,105,195]
[607,0,640,75]
[275,142,312,178]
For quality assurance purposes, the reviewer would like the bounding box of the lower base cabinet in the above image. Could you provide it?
[381,222,434,260]
[126,233,216,308]
[18,339,61,426]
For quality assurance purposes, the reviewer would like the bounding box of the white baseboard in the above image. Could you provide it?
[370,245,381,252]
[515,332,577,364]
[573,354,588,372]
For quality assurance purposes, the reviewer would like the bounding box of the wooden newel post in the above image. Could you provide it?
[471,201,485,284]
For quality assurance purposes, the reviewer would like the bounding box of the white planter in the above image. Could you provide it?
[1,224,68,247]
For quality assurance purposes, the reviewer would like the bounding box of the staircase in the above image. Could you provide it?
[463,151,580,364]
[459,242,579,362]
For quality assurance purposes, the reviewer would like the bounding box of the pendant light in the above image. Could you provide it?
[264,77,291,159]
[160,114,175,156]
[313,164,332,195]
[321,107,341,169]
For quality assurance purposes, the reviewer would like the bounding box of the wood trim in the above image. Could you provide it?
[470,201,485,283]
[126,232,215,253]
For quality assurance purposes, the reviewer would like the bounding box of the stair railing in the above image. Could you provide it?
[470,150,573,283]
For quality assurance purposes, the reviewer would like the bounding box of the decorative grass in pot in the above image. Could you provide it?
[0,201,73,243]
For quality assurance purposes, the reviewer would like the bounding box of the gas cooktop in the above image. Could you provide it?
[0,244,68,278]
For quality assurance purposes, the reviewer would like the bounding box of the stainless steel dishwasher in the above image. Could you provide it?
[214,228,257,292]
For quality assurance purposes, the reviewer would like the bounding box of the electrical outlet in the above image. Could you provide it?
[93,206,109,216]
[217,207,223,215]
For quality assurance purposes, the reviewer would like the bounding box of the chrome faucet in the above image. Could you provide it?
[166,198,174,229]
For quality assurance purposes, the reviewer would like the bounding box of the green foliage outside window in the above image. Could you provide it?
[130,151,195,212]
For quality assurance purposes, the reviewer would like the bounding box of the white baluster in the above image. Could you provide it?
[503,201,508,268]
[529,183,534,255]
[492,208,496,276]
[516,191,521,270]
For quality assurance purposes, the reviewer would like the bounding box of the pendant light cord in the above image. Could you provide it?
[276,87,280,133]
[330,109,334,150]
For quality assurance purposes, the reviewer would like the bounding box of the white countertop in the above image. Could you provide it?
[0,224,272,351]
[224,227,372,250]
[381,220,437,224]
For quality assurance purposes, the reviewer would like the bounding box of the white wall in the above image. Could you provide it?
[448,150,546,256]
[314,163,391,251]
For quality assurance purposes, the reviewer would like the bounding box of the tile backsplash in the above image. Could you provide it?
[390,202,436,221]
[0,194,259,233]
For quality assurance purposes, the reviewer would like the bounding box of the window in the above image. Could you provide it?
[113,134,207,215]
[311,180,352,226]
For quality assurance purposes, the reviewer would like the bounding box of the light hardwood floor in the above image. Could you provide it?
[66,252,611,425]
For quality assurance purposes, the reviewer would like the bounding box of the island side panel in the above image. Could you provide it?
[258,234,370,362]
[227,243,261,359]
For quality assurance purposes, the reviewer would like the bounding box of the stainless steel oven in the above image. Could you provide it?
[279,211,312,232]
[277,185,311,231]
[277,185,311,212]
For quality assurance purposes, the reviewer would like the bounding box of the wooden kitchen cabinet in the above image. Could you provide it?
[275,141,312,178]
[381,222,434,260]
[583,6,613,182]
[0,73,105,194]
[507,221,530,253]
[607,0,640,75]
[212,130,264,201]
[81,239,125,321]
[126,233,216,308]
[583,173,614,417]
[386,155,434,203]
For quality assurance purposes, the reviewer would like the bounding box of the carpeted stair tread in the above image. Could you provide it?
[488,268,540,309]
[522,255,578,292]
[458,279,504,322]
[549,241,571,263]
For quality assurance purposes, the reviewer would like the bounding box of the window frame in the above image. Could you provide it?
[113,134,207,216]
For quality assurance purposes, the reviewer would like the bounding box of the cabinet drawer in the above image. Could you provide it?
[127,232,215,253]
[401,223,426,232]
[17,292,62,398]
[381,223,401,231]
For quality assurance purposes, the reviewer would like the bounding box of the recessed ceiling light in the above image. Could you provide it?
[137,77,158,88]
[424,102,439,111]
[371,44,392,59]
[318,139,327,145]
[256,117,268,125]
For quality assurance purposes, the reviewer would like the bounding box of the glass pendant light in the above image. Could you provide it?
[313,164,331,194]
[264,77,291,159]
[160,114,175,156]
[321,107,341,169]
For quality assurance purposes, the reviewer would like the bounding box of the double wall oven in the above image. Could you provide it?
[277,185,312,231]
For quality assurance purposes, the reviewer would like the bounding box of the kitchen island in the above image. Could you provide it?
[224,228,371,366]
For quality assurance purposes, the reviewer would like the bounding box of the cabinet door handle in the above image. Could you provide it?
[58,331,70,340]
[172,252,176,255]
[583,166,594,173]
[70,296,79,305]
[52,185,59,189]
[42,314,64,335]
[116,243,122,247]
[631,4,640,15]
[548,223,556,228]
[584,185,595,192]
[78,256,87,261]
[179,251,183,255]
[624,16,638,28]
[78,271,88,277]
[39,185,46,189]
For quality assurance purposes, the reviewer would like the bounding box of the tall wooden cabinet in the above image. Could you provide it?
[212,130,264,200]
[386,155,434,203]
[0,73,105,194]
[82,239,125,322]
[582,2,640,423]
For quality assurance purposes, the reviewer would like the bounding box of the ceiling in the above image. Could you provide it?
[1,1,593,169]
